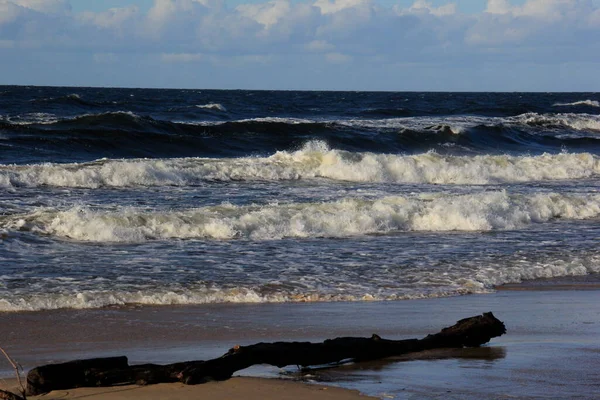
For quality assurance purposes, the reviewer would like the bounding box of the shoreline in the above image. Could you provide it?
[1,281,599,399]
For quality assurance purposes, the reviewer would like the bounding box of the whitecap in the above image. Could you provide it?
[196,103,227,112]
[6,191,600,242]
[553,100,600,108]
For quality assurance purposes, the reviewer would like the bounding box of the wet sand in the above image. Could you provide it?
[1,283,599,399]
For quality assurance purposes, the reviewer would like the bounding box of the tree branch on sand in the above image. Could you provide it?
[0,347,26,400]
[26,312,506,396]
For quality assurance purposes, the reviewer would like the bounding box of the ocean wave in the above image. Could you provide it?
[29,93,125,107]
[553,100,600,108]
[514,113,600,131]
[0,287,288,312]
[5,191,600,242]
[0,287,470,312]
[3,111,600,165]
[1,143,598,188]
[195,103,227,112]
[339,113,600,133]
[15,111,596,133]
[1,112,59,125]
[30,93,89,106]
[1,252,598,311]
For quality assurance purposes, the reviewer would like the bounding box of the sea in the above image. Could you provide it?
[1,87,599,313]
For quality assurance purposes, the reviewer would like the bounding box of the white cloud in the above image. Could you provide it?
[485,0,588,21]
[0,2,22,26]
[313,0,371,15]
[10,0,70,14]
[236,0,291,28]
[79,6,140,30]
[407,0,456,17]
[0,0,599,90]
[485,0,511,14]
[468,0,598,45]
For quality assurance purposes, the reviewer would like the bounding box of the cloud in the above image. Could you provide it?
[236,0,292,28]
[10,0,70,14]
[78,6,140,30]
[467,0,599,46]
[404,0,457,17]
[0,0,599,90]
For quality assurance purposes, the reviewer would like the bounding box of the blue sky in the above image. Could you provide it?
[1,0,600,91]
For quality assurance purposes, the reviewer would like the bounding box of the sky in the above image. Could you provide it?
[1,0,599,91]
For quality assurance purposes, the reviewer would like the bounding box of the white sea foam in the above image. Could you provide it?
[196,103,227,112]
[3,112,58,125]
[0,287,445,312]
[1,143,599,188]
[186,113,600,134]
[514,112,600,131]
[6,191,600,242]
[553,100,600,108]
[183,117,316,126]
[1,252,598,311]
[0,287,288,312]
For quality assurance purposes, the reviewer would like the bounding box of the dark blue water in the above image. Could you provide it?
[1,87,599,311]
[2,87,600,164]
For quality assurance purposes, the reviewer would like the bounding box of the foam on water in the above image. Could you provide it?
[191,113,600,133]
[1,252,598,312]
[1,143,599,188]
[515,112,600,131]
[195,103,227,111]
[1,112,58,125]
[553,100,600,108]
[0,287,287,312]
[5,191,600,242]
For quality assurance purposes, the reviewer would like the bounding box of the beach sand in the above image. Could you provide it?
[1,280,599,399]
[0,377,373,400]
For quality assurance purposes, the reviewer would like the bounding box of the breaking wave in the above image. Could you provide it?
[515,113,600,131]
[3,111,600,164]
[553,100,600,108]
[5,191,600,242]
[1,142,599,188]
[196,103,227,112]
[1,251,598,311]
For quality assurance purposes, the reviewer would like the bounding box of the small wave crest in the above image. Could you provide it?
[30,93,87,105]
[1,251,598,311]
[515,113,600,131]
[195,103,227,112]
[5,191,600,242]
[553,100,600,108]
[0,285,473,312]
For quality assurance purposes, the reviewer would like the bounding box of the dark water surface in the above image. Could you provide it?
[1,87,599,311]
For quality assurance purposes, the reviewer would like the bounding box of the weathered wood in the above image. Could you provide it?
[26,312,506,395]
[26,356,128,396]
[180,312,506,384]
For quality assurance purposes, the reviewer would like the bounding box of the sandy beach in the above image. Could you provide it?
[1,282,600,399]
[0,377,373,400]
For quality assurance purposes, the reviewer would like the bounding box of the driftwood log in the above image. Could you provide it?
[25,312,506,396]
